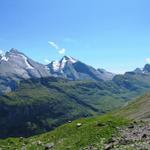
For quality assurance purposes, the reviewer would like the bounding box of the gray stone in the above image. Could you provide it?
[76,123,82,127]
[45,143,54,150]
[104,143,113,150]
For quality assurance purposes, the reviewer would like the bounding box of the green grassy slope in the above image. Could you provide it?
[0,77,126,138]
[0,115,129,150]
[115,93,150,120]
[1,76,150,138]
[1,92,150,149]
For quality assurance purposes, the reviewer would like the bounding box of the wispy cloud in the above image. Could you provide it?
[145,58,150,63]
[58,48,66,55]
[48,41,66,55]
[48,41,59,50]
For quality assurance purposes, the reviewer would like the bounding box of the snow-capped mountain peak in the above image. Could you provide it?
[49,56,78,72]
[0,48,116,94]
[0,48,50,80]
[60,57,68,69]
[61,56,77,63]
[0,49,34,70]
[1,55,9,62]
[59,56,77,69]
[51,60,60,71]
[0,54,9,61]
[0,52,9,62]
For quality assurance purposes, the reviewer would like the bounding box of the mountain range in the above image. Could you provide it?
[1,48,150,95]
[47,56,114,81]
[0,49,150,138]
[0,48,114,94]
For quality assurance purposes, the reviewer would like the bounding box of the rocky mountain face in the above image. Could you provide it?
[0,48,51,94]
[0,48,50,79]
[143,64,150,73]
[113,64,150,91]
[97,68,115,81]
[127,64,150,75]
[0,49,114,94]
[1,48,150,95]
[47,56,115,81]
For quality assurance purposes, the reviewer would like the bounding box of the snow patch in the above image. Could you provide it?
[50,56,78,72]
[1,56,9,61]
[0,52,9,62]
[19,54,34,69]
[67,56,77,63]
[59,56,77,69]
[60,57,67,69]
[52,61,60,71]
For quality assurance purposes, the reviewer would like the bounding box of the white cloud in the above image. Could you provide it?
[44,59,51,64]
[58,48,66,55]
[145,58,150,63]
[48,41,67,55]
[48,41,59,50]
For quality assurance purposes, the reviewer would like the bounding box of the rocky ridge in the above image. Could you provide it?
[0,48,114,94]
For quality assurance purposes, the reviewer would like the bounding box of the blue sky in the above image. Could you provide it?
[0,0,150,73]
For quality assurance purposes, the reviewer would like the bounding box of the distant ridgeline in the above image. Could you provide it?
[0,49,150,138]
[0,48,114,95]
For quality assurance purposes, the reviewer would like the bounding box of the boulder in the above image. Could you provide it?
[76,123,82,127]
[45,143,54,150]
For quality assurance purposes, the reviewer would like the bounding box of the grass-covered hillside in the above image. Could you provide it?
[115,92,150,120]
[0,77,124,138]
[1,92,150,149]
[0,115,129,150]
[1,76,150,138]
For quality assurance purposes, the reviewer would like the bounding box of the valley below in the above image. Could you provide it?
[1,93,150,150]
[1,50,150,149]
